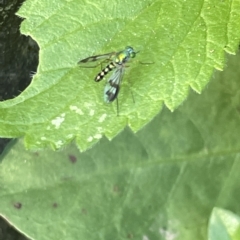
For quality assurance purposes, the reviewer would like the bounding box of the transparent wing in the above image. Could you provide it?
[78,51,116,67]
[104,66,125,103]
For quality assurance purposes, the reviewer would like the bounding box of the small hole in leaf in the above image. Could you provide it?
[13,202,22,209]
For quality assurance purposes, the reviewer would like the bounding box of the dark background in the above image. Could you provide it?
[0,0,39,239]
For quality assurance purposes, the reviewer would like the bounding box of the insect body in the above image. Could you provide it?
[78,46,138,104]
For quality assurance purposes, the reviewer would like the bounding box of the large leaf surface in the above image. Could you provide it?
[208,208,240,240]
[1,51,240,240]
[0,0,239,150]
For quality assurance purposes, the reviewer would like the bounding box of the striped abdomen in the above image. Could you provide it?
[95,62,116,82]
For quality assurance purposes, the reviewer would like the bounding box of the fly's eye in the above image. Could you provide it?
[130,52,136,58]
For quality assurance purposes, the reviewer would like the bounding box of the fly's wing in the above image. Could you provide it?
[104,66,125,103]
[78,51,115,67]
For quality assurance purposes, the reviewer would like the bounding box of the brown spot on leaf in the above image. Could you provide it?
[52,203,58,208]
[68,154,77,163]
[127,233,134,239]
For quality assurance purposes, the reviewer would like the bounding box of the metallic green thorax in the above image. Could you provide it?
[114,46,137,64]
[95,46,137,82]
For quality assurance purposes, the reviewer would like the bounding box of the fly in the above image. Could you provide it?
[78,46,138,114]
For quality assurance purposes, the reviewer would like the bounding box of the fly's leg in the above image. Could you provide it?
[139,61,154,65]
[116,98,119,116]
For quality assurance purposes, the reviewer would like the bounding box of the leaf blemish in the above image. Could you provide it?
[51,113,65,129]
[70,105,84,115]
[55,140,64,148]
[52,203,58,208]
[87,136,93,142]
[98,113,107,123]
[68,154,77,163]
[89,109,95,116]
[94,133,102,139]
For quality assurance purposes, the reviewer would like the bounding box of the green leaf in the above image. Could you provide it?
[1,52,240,240]
[0,0,239,151]
[208,208,240,240]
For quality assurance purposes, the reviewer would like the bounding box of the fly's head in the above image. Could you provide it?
[116,46,138,65]
[125,46,138,59]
